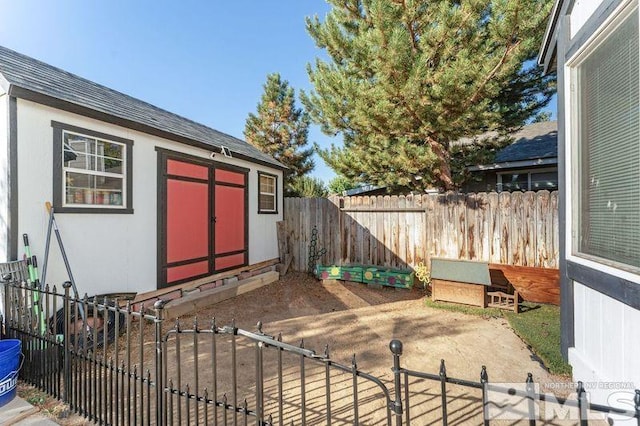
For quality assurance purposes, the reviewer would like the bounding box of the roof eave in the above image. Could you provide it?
[9,85,287,171]
[538,0,566,74]
[467,157,558,172]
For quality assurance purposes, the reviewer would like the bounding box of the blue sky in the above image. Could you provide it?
[1,1,555,185]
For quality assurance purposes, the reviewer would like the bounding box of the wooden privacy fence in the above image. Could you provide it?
[283,191,559,272]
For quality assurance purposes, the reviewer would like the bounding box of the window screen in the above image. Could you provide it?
[577,11,640,269]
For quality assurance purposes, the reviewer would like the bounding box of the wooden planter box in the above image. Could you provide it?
[363,268,414,289]
[315,265,364,283]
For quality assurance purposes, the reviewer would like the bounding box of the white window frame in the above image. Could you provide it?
[258,172,278,214]
[565,0,640,281]
[62,129,128,209]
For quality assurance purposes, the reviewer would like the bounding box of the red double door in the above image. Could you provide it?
[159,152,248,288]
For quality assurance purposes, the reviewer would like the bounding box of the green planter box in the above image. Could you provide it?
[315,265,364,282]
[363,267,415,289]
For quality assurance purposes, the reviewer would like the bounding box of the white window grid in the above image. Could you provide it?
[62,130,127,208]
[259,174,277,212]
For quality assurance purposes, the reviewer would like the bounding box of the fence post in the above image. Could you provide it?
[154,300,166,426]
[389,340,403,426]
[480,365,489,426]
[62,281,71,404]
[576,381,587,426]
[439,360,448,425]
[634,389,640,426]
[525,373,536,425]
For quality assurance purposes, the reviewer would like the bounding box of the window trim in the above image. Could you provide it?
[52,121,134,214]
[496,167,558,192]
[566,2,640,275]
[257,171,278,214]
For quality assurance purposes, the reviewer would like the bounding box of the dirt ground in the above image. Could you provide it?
[32,272,580,425]
[158,272,574,425]
[195,272,562,383]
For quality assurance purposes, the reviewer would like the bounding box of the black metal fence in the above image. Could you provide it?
[2,269,640,425]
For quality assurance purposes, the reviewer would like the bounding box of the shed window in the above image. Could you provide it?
[258,172,277,213]
[573,9,640,270]
[53,122,133,213]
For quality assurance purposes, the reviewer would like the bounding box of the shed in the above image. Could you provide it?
[0,45,286,296]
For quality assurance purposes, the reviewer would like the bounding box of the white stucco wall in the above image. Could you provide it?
[0,92,8,262]
[563,0,640,408]
[16,98,282,297]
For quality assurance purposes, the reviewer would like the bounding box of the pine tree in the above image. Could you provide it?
[327,175,357,195]
[302,0,555,192]
[244,73,314,194]
[289,176,327,198]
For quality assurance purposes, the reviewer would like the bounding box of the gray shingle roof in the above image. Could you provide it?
[0,45,285,169]
[494,121,557,163]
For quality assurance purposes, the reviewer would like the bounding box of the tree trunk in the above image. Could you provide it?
[428,138,455,191]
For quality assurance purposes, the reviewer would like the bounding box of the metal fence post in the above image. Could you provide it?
[62,281,72,404]
[154,300,166,426]
[576,381,587,426]
[480,366,489,426]
[439,360,448,425]
[634,389,640,426]
[389,340,403,426]
[525,373,536,426]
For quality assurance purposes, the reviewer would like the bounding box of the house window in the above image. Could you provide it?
[572,8,639,270]
[258,172,277,213]
[52,122,133,213]
[496,168,558,192]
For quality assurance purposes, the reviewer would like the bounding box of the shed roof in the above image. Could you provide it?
[430,258,492,286]
[0,45,285,170]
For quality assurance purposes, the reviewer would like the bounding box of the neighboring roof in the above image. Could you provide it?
[495,121,557,162]
[343,185,386,196]
[0,45,285,170]
[467,121,558,171]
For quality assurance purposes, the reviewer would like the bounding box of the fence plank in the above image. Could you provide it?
[523,191,536,266]
[398,195,407,267]
[548,191,560,268]
[283,191,559,271]
[499,192,512,264]
[510,191,523,265]
[536,191,550,268]
[369,196,378,266]
[377,196,385,266]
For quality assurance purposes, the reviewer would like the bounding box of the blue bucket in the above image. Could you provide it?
[0,339,22,407]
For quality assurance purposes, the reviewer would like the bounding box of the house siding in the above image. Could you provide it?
[16,98,282,297]
[0,92,8,262]
[560,0,640,405]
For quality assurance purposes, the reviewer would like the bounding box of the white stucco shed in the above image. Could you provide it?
[0,45,285,297]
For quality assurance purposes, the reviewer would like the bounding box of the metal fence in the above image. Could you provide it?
[2,274,640,425]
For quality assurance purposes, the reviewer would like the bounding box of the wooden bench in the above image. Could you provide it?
[430,258,519,312]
